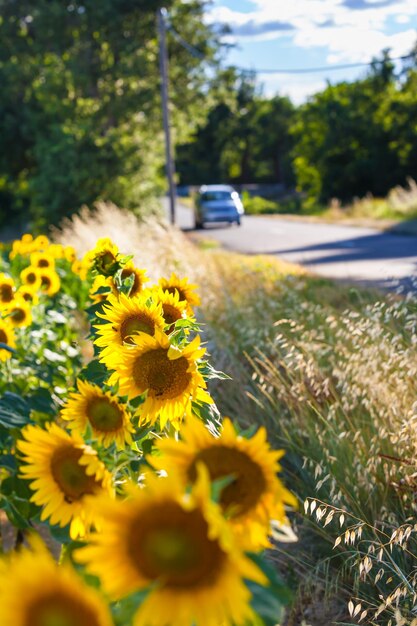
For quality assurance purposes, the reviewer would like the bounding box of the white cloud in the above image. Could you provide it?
[294,25,416,63]
[208,0,417,102]
[396,14,411,24]
[209,0,417,58]
[259,74,328,103]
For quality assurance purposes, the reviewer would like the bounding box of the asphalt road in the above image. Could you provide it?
[169,200,417,291]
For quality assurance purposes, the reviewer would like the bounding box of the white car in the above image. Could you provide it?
[194,185,244,228]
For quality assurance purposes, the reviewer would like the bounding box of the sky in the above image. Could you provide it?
[207,0,417,103]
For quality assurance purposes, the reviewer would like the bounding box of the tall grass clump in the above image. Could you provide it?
[0,214,300,626]
[200,254,417,624]
[54,202,417,624]
[322,178,417,224]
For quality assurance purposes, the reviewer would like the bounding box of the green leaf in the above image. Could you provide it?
[210,473,236,504]
[112,588,151,626]
[199,361,231,380]
[0,454,17,471]
[191,400,221,430]
[49,522,71,544]
[80,359,109,385]
[141,439,153,455]
[28,387,57,416]
[0,392,31,428]
[1,498,32,529]
[246,553,292,626]
[0,341,16,354]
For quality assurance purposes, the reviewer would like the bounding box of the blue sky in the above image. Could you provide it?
[208,0,417,102]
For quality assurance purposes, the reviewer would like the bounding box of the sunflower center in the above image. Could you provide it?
[0,284,13,302]
[188,446,267,518]
[27,590,100,626]
[162,304,182,328]
[128,501,225,589]
[166,286,186,301]
[11,307,25,323]
[97,251,117,275]
[0,329,8,343]
[38,259,50,268]
[121,269,140,296]
[86,397,124,432]
[120,314,155,343]
[22,291,33,302]
[26,272,37,284]
[41,276,51,289]
[132,348,191,399]
[50,446,100,503]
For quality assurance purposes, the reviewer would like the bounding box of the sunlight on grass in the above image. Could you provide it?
[54,203,417,625]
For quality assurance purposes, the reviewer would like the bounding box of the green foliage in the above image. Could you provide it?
[242,194,280,215]
[199,247,417,624]
[291,50,417,205]
[0,0,220,230]
[178,47,417,214]
[177,72,296,186]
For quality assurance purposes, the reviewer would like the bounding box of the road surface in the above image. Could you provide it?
[168,200,417,291]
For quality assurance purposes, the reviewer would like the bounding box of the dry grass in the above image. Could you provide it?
[53,202,417,625]
[53,201,206,283]
[322,178,417,225]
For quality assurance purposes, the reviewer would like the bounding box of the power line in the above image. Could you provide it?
[166,21,414,75]
[240,55,413,74]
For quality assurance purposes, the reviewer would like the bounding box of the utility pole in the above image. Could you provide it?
[157,8,176,225]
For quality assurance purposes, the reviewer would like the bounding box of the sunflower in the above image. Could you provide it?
[108,330,212,429]
[18,423,113,539]
[0,535,113,626]
[38,268,61,296]
[64,245,77,262]
[72,259,88,280]
[16,285,39,306]
[61,379,134,449]
[9,235,36,259]
[20,266,42,290]
[33,234,50,251]
[0,274,15,306]
[94,292,166,363]
[30,251,55,270]
[83,238,120,276]
[4,297,32,328]
[111,262,149,298]
[159,272,201,314]
[22,233,34,244]
[9,240,23,260]
[47,243,65,259]
[89,275,112,304]
[152,417,297,550]
[0,319,16,362]
[150,286,189,333]
[76,471,264,626]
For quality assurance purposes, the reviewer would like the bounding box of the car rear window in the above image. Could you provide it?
[201,191,232,201]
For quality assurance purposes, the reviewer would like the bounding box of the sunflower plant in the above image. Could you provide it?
[0,233,297,626]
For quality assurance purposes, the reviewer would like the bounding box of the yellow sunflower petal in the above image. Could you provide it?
[151,415,296,550]
[18,423,113,538]
[0,535,113,626]
[76,473,262,626]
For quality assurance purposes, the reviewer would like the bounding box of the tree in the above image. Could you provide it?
[290,49,417,205]
[0,0,220,229]
[176,71,295,186]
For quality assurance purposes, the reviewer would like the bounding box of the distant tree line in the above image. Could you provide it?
[177,48,417,207]
[1,0,417,230]
[0,0,223,230]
